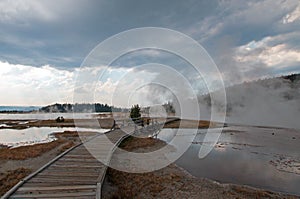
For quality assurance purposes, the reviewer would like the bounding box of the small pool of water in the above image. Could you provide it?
[0,127,108,147]
[0,112,108,120]
[158,127,300,196]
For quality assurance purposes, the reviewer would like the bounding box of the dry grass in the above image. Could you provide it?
[29,118,115,129]
[229,186,298,199]
[0,168,31,196]
[0,140,65,160]
[56,141,76,155]
[107,136,181,198]
[119,136,160,151]
[108,168,181,198]
[163,119,219,128]
[53,131,79,138]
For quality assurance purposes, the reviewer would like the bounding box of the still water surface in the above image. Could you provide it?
[0,113,106,120]
[158,127,300,196]
[0,127,108,147]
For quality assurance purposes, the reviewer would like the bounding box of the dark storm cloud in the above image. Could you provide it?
[0,0,299,83]
[0,0,218,68]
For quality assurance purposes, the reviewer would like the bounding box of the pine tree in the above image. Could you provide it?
[130,104,141,121]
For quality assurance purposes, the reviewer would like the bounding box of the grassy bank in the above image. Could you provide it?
[0,168,32,196]
[104,136,298,199]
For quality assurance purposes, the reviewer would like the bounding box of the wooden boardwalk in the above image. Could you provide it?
[2,128,133,199]
[2,118,179,199]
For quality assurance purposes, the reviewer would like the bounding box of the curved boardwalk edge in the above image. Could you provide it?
[97,131,132,199]
[2,118,179,199]
[1,135,97,199]
[1,129,130,199]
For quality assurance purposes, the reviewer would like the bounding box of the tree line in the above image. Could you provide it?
[39,103,127,113]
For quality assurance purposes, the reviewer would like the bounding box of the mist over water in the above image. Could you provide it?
[198,75,300,129]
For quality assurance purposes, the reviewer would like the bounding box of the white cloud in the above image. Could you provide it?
[0,0,56,24]
[0,61,74,105]
[189,0,299,42]
[258,44,300,67]
[0,61,159,106]
[183,0,300,85]
[99,68,156,107]
[282,3,300,24]
[235,34,300,71]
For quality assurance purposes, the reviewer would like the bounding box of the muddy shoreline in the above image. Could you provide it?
[103,137,298,199]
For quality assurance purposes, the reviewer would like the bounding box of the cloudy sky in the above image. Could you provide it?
[0,0,300,106]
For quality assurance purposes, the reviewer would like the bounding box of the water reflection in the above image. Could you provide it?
[0,113,102,120]
[0,127,108,147]
[157,127,300,196]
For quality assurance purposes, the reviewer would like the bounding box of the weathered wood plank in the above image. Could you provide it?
[34,174,97,180]
[18,185,96,191]
[28,177,98,183]
[50,164,102,168]
[38,172,98,177]
[53,161,102,166]
[21,181,97,187]
[45,167,102,172]
[15,188,96,196]
[11,191,96,198]
[62,155,98,159]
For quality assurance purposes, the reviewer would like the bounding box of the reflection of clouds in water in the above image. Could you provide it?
[157,129,177,142]
[156,128,197,164]
[0,127,108,147]
[158,128,197,143]
[175,127,300,195]
[156,126,300,195]
[0,113,98,120]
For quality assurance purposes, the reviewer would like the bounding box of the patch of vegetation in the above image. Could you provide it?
[0,140,65,160]
[130,104,141,122]
[229,185,288,199]
[0,168,31,196]
[57,141,76,155]
[119,136,159,151]
[107,136,180,198]
[118,136,134,148]
[163,119,214,128]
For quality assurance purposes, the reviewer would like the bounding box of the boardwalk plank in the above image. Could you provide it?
[17,185,96,191]
[15,188,96,196]
[21,181,98,187]
[11,191,96,198]
[3,122,175,199]
[38,172,98,177]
